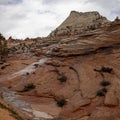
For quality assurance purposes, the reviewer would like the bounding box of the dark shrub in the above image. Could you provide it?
[101,88,107,93]
[57,99,67,107]
[0,61,4,64]
[20,83,35,92]
[97,89,105,96]
[100,80,111,86]
[26,72,29,75]
[1,66,5,69]
[33,72,36,74]
[34,64,39,68]
[94,67,113,73]
[100,67,113,73]
[58,74,67,82]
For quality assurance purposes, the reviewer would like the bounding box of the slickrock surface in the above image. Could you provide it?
[0,11,120,120]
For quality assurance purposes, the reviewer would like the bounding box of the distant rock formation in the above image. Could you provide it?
[50,11,110,36]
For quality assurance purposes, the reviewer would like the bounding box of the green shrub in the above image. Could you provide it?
[26,72,29,75]
[96,89,105,96]
[20,83,35,92]
[58,74,67,82]
[0,34,9,60]
[96,87,108,97]
[101,88,107,93]
[57,99,67,107]
[94,66,113,74]
[100,66,113,73]
[100,80,111,86]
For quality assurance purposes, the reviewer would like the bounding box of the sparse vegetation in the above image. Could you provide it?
[94,66,113,73]
[0,102,24,120]
[26,72,29,75]
[0,64,10,70]
[96,89,105,96]
[54,28,58,36]
[20,83,35,92]
[0,34,9,62]
[57,99,67,107]
[100,66,113,73]
[1,66,5,69]
[66,26,72,33]
[101,88,107,93]
[115,16,119,21]
[97,87,108,97]
[100,80,111,87]
[34,64,39,68]
[58,74,67,82]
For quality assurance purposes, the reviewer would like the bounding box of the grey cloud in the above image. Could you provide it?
[42,0,67,4]
[86,0,120,6]
[85,0,120,12]
[0,0,120,39]
[111,9,120,16]
[42,0,80,5]
[37,10,51,14]
[85,0,120,19]
[0,0,22,5]
[10,13,27,20]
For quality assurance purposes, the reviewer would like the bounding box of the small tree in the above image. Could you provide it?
[115,16,119,21]
[57,99,67,107]
[58,74,67,82]
[20,83,36,92]
[97,89,105,96]
[100,80,111,86]
[0,33,9,61]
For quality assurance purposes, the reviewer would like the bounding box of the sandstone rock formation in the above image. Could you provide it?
[0,11,120,120]
[50,11,110,36]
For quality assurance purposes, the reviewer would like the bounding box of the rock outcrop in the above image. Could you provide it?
[0,11,120,120]
[50,11,110,36]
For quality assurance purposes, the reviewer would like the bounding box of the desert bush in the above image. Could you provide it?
[96,89,105,96]
[26,72,29,75]
[100,80,111,87]
[0,34,9,60]
[115,16,119,21]
[58,74,67,82]
[101,88,107,93]
[94,66,113,73]
[100,66,113,73]
[20,83,35,92]
[57,99,67,107]
[97,87,108,97]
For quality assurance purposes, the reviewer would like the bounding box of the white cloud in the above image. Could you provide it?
[0,0,120,39]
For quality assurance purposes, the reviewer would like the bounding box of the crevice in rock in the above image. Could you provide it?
[69,66,83,97]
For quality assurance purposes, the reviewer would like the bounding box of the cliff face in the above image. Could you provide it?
[50,11,110,36]
[0,12,120,120]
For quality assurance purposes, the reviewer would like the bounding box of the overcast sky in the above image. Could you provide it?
[0,0,120,39]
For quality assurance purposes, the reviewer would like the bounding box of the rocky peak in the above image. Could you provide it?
[50,11,110,36]
[69,11,100,17]
[69,10,83,17]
